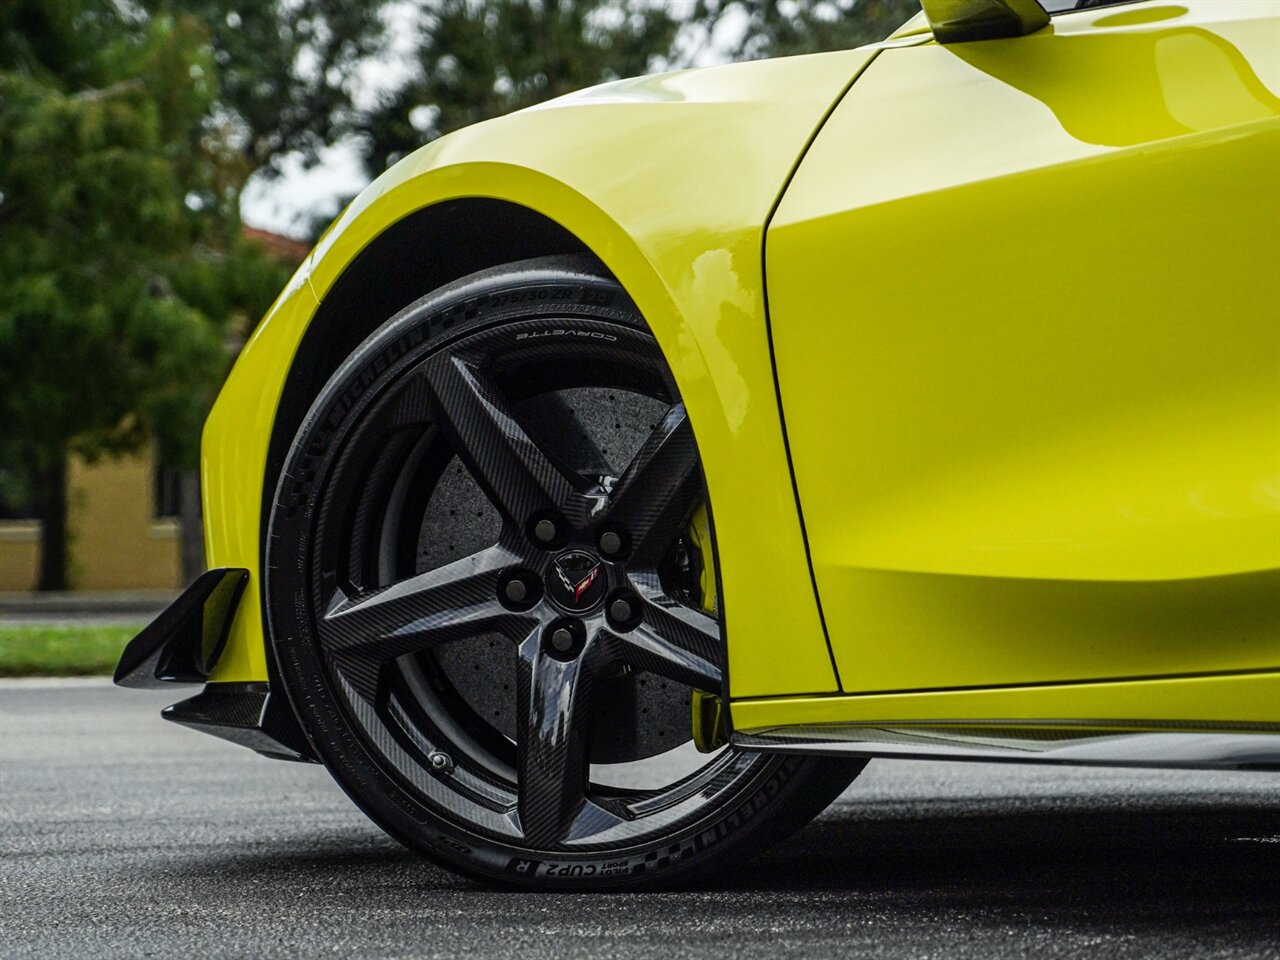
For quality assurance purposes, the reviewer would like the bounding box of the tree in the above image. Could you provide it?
[0,2,238,589]
[144,0,387,177]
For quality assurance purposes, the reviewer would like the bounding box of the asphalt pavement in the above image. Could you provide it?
[2,678,1278,959]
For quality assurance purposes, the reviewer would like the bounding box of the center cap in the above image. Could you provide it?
[548,550,607,611]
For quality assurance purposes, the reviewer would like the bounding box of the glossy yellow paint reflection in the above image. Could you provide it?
[952,13,1279,144]
[766,0,1280,702]
[202,266,317,683]
[204,50,883,694]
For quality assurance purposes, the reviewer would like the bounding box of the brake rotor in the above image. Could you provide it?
[414,387,703,765]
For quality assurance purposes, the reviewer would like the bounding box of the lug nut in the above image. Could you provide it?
[550,627,575,653]
[609,598,634,623]
[533,518,558,544]
[499,572,539,610]
[599,530,623,556]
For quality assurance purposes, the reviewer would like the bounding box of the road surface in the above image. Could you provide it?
[2,679,1277,958]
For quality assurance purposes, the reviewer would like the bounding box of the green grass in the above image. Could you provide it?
[0,625,139,677]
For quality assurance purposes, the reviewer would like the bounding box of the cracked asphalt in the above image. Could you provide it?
[2,678,1278,959]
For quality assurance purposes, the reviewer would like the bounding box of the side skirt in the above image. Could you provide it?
[732,721,1280,771]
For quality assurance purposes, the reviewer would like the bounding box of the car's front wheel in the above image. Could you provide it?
[266,255,862,888]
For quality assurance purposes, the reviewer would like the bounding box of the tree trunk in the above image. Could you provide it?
[35,454,69,592]
[178,469,205,584]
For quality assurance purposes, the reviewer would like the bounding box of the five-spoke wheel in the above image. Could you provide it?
[267,256,862,887]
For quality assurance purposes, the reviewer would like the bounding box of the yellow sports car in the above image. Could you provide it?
[117,0,1280,888]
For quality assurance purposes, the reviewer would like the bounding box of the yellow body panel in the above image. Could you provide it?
[202,0,1279,732]
[204,49,882,694]
[765,1,1280,703]
[202,268,317,682]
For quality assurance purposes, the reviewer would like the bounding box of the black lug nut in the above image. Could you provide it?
[499,571,540,611]
[533,518,558,544]
[607,592,641,631]
[549,626,575,653]
[599,530,623,556]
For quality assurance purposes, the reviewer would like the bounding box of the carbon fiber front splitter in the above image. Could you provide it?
[115,568,315,762]
[163,682,315,762]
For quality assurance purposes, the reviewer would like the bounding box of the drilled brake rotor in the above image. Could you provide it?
[413,387,702,764]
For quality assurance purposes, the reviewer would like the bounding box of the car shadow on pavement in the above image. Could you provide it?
[702,797,1280,941]
[179,796,1280,919]
[742,798,1280,897]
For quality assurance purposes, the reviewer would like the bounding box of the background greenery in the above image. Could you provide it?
[0,0,917,595]
[0,625,138,676]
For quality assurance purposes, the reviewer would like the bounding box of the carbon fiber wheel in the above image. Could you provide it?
[267,256,863,888]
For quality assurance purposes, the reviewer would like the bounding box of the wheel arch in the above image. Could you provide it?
[261,198,595,561]
[207,47,873,697]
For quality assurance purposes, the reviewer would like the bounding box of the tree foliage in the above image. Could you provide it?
[0,6,220,461]
[0,0,290,588]
[142,0,387,177]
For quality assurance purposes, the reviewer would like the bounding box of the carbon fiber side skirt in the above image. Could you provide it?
[733,721,1280,771]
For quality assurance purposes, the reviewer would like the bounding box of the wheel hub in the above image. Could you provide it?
[546,549,608,612]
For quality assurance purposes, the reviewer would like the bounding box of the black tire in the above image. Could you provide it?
[266,255,863,889]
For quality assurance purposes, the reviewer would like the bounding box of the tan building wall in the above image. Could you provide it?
[0,522,38,591]
[0,448,181,592]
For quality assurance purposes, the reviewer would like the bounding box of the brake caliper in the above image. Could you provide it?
[686,503,728,751]
[686,502,717,616]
